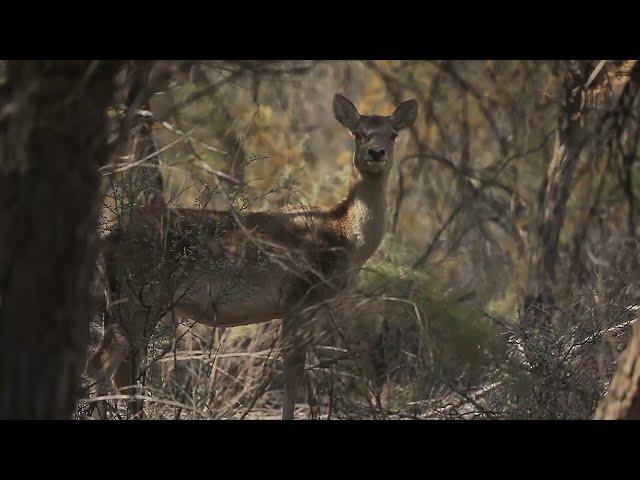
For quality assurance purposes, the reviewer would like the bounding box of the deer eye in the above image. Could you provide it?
[390,132,398,141]
[353,132,363,141]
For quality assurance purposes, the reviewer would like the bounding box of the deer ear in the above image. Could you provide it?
[333,93,360,131]
[391,99,418,130]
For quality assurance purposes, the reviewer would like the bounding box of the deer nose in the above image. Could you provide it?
[368,148,386,161]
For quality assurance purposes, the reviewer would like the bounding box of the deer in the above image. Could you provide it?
[87,93,418,419]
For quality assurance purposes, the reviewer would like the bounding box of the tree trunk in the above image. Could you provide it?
[0,60,121,418]
[523,61,591,327]
[595,322,640,419]
[524,61,640,329]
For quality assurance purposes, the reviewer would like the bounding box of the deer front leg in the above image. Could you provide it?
[112,312,148,419]
[114,342,146,418]
[84,323,130,419]
[281,318,307,420]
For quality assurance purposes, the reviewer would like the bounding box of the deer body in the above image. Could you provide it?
[169,176,388,329]
[89,94,417,419]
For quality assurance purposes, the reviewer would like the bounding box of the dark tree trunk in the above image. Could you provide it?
[0,60,121,419]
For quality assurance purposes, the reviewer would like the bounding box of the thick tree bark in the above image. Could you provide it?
[0,60,121,418]
[595,323,640,419]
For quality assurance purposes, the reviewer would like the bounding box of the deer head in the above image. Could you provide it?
[333,93,418,176]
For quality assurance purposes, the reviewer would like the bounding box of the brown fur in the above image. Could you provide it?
[90,94,418,419]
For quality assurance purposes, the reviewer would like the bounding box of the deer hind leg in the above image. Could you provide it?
[281,317,308,420]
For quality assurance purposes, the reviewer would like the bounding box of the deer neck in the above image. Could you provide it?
[336,167,389,265]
